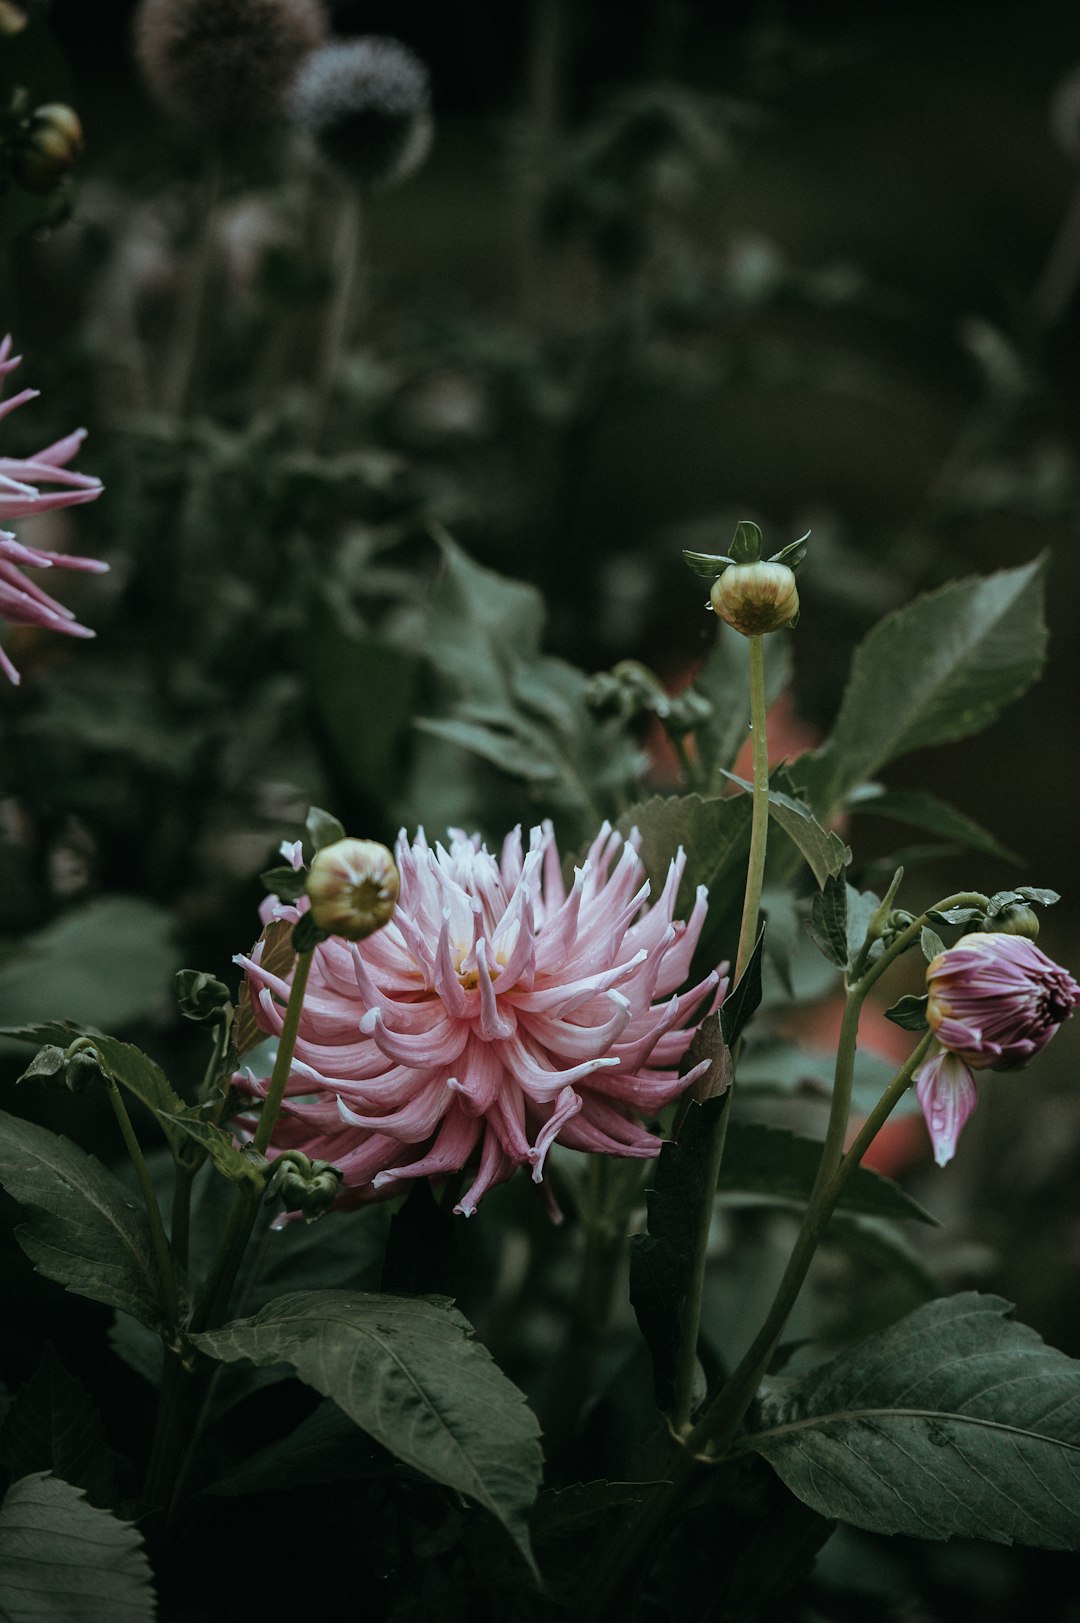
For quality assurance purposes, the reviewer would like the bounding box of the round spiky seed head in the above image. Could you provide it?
[306,837,399,941]
[134,0,327,138]
[12,104,83,191]
[710,561,799,636]
[288,36,432,189]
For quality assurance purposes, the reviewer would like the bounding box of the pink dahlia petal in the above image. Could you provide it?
[0,340,105,684]
[915,1051,979,1167]
[235,822,724,1211]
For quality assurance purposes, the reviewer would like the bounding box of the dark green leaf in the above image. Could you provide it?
[745,1293,1080,1549]
[920,927,946,962]
[927,905,984,927]
[0,1348,114,1507]
[305,806,346,851]
[850,786,1020,864]
[806,874,848,968]
[790,560,1047,817]
[679,1012,732,1103]
[821,1213,940,1302]
[166,1110,263,1188]
[258,865,307,901]
[1016,887,1060,907]
[720,927,766,1046]
[191,1290,542,1572]
[300,612,422,805]
[205,1399,388,1497]
[0,1110,180,1331]
[0,1473,154,1622]
[884,994,930,1031]
[718,1122,936,1225]
[0,1024,185,1147]
[735,1040,921,1121]
[630,1096,727,1411]
[692,634,792,776]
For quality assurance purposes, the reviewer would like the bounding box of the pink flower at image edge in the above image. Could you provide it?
[915,930,1079,1167]
[0,335,107,685]
[236,823,726,1215]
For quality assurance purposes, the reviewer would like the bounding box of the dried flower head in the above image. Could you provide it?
[288,36,432,188]
[710,561,799,637]
[0,337,106,686]
[134,0,327,137]
[236,822,725,1214]
[306,837,399,940]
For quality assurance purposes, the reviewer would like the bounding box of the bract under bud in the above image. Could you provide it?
[710,561,799,636]
[306,837,399,941]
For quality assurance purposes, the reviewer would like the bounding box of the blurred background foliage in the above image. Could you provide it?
[3,1,1080,1616]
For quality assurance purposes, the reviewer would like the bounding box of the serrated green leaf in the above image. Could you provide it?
[166,1111,263,1187]
[630,1095,727,1411]
[191,1290,542,1572]
[744,1293,1080,1549]
[806,874,848,967]
[720,770,849,886]
[850,786,1020,864]
[0,1110,180,1331]
[0,1473,154,1622]
[718,1122,935,1224]
[790,560,1047,816]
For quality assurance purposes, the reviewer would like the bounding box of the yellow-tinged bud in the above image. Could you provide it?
[12,104,84,192]
[306,838,399,941]
[710,561,799,636]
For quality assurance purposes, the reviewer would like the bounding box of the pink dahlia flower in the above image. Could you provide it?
[925,931,1079,1071]
[914,930,1078,1166]
[0,336,107,685]
[236,823,725,1215]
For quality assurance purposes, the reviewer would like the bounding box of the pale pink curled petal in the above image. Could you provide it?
[926,931,1079,1071]
[915,1050,979,1167]
[0,343,106,684]
[234,822,721,1212]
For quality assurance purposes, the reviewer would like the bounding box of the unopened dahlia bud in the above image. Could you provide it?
[134,0,327,139]
[306,837,399,940]
[925,931,1079,1072]
[983,902,1040,940]
[288,36,432,189]
[272,1151,343,1221]
[11,104,83,192]
[710,561,799,637]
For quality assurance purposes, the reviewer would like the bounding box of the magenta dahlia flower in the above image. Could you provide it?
[0,336,107,685]
[236,823,725,1215]
[914,930,1078,1165]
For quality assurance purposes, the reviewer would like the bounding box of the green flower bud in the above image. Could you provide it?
[176,968,233,1023]
[271,1151,344,1221]
[11,104,83,192]
[983,902,1040,940]
[306,837,399,941]
[710,561,799,636]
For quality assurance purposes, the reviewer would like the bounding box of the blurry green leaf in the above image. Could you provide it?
[0,900,180,1045]
[735,1040,921,1121]
[0,1473,154,1622]
[305,807,346,851]
[192,1290,542,1573]
[692,633,792,776]
[0,1347,114,1508]
[0,1111,181,1331]
[791,560,1047,816]
[301,610,422,805]
[745,1294,1080,1549]
[849,786,1020,864]
[821,1213,940,1302]
[426,531,544,712]
[416,716,562,783]
[718,1122,935,1224]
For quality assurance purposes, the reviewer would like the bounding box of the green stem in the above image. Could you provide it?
[306,189,364,452]
[166,150,222,422]
[104,1080,180,1329]
[735,634,769,982]
[170,1156,198,1273]
[685,1026,934,1462]
[669,1093,730,1436]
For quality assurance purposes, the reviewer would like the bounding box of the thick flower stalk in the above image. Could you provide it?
[0,337,106,685]
[236,823,725,1215]
[915,931,1079,1165]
